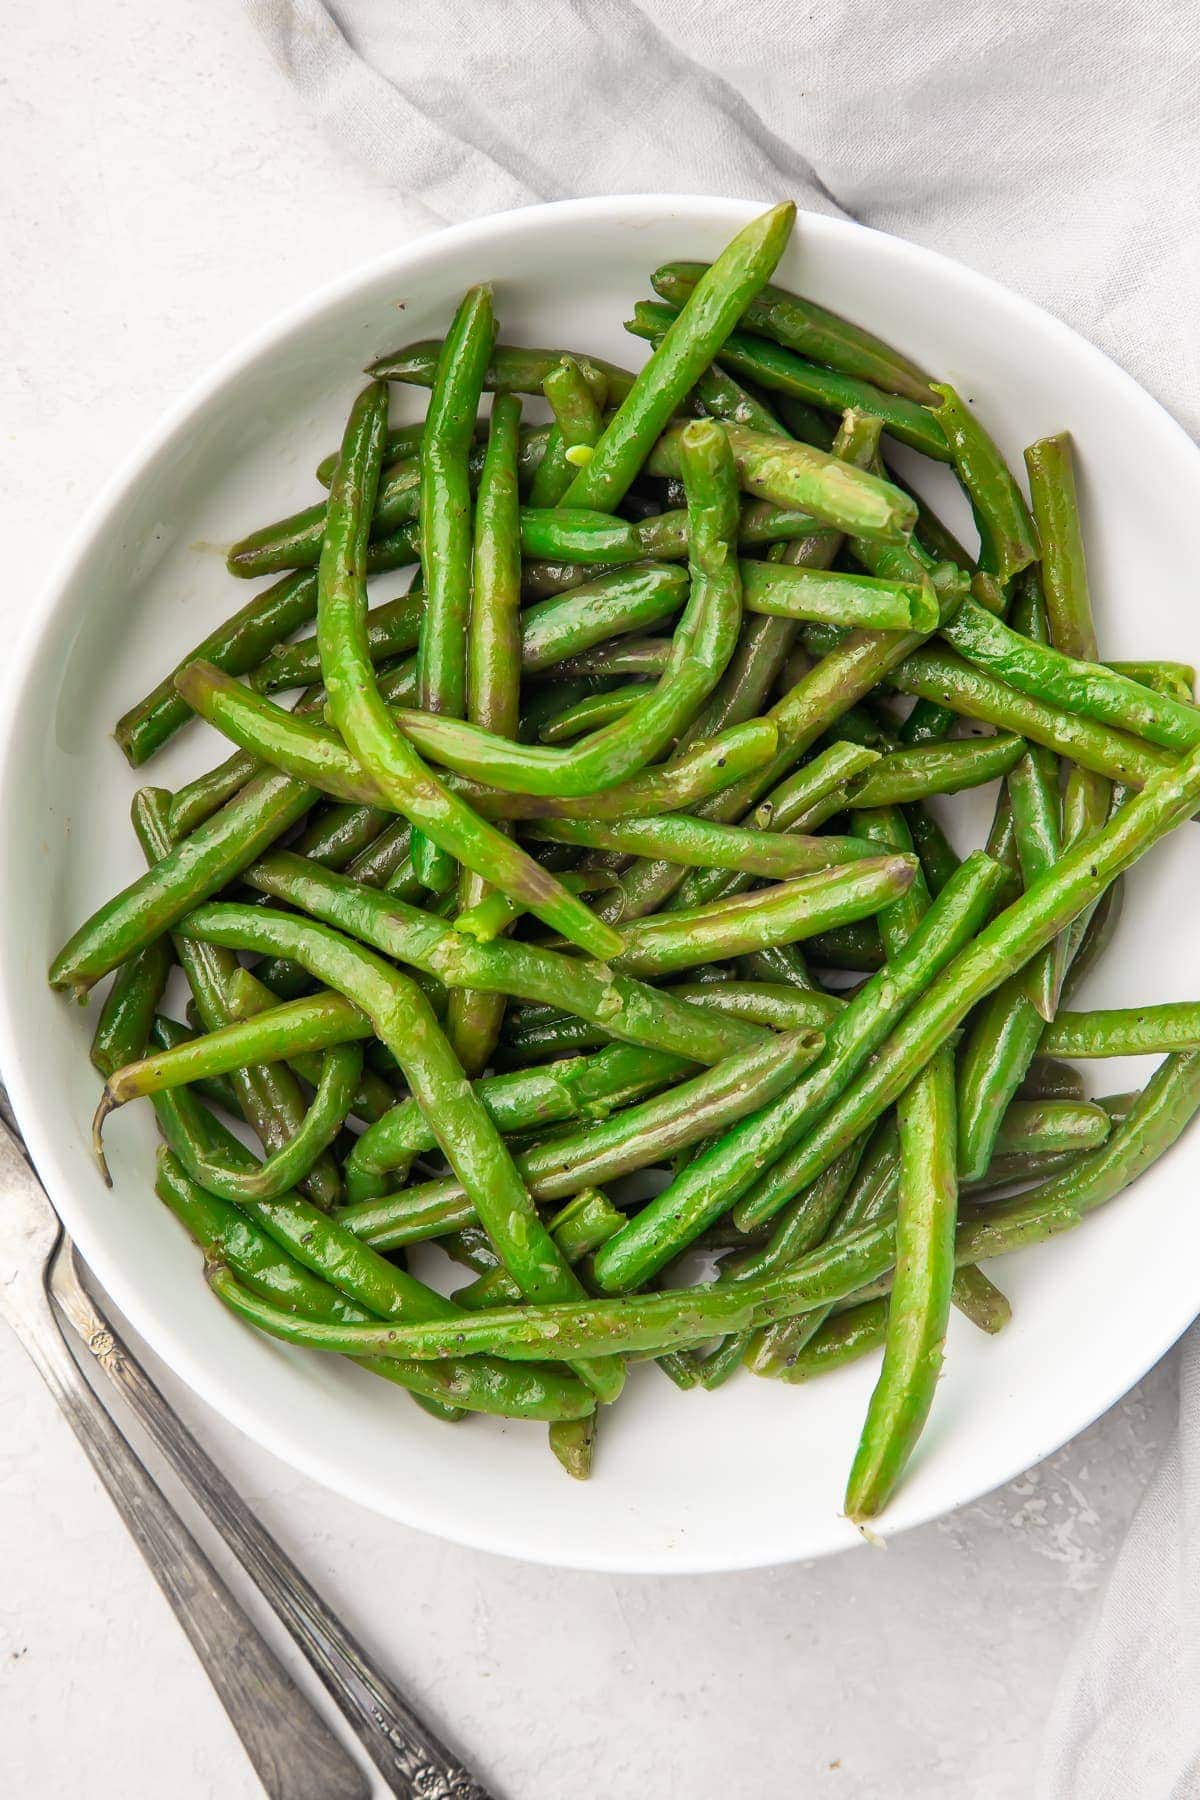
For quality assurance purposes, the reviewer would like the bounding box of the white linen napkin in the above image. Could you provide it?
[242,4,1200,1789]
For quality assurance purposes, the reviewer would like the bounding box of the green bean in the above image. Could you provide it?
[225,427,549,580]
[98,988,372,1101]
[213,1176,1081,1367]
[1040,1003,1200,1058]
[486,721,778,820]
[367,339,633,402]
[607,857,914,978]
[836,737,1025,812]
[394,418,745,794]
[941,593,1200,756]
[89,940,172,1077]
[315,422,430,487]
[297,801,392,869]
[889,645,1171,788]
[447,390,523,1073]
[167,746,263,839]
[1018,1057,1085,1102]
[122,789,337,1208]
[148,1016,240,1113]
[117,571,319,765]
[649,263,937,404]
[1001,578,1065,1020]
[157,1042,363,1203]
[252,591,424,692]
[454,1189,626,1310]
[497,980,838,1063]
[225,967,396,1124]
[803,921,884,971]
[956,983,1048,1183]
[558,203,796,513]
[589,851,1004,1292]
[751,743,882,835]
[412,287,497,890]
[345,1042,691,1199]
[48,767,316,997]
[992,1099,1110,1156]
[733,737,1200,1229]
[948,1265,1012,1334]
[528,356,607,508]
[775,1299,889,1383]
[928,385,1038,585]
[739,560,939,632]
[172,901,623,1399]
[548,1415,596,1481]
[311,382,623,958]
[1108,660,1195,703]
[1024,432,1111,953]
[517,499,829,566]
[629,300,949,459]
[152,1139,592,1424]
[346,818,418,893]
[674,412,883,760]
[621,304,790,438]
[244,851,766,1066]
[523,814,877,877]
[521,566,689,672]
[336,1028,826,1252]
[537,684,647,742]
[644,419,916,544]
[549,639,673,680]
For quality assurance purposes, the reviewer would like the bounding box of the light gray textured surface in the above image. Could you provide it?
[0,3,1178,1794]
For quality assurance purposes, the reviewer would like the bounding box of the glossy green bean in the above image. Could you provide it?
[175,900,623,1400]
[1040,1003,1200,1058]
[345,1041,691,1198]
[537,685,647,742]
[589,851,1004,1291]
[644,419,916,544]
[739,560,938,632]
[558,203,795,512]
[367,339,633,402]
[523,814,877,876]
[733,737,1200,1229]
[244,851,765,1066]
[117,571,318,765]
[929,385,1038,585]
[629,300,949,459]
[89,940,172,1077]
[1002,578,1065,1020]
[649,263,937,404]
[447,390,523,1073]
[336,1028,825,1253]
[889,645,1171,788]
[311,382,623,957]
[454,1190,629,1311]
[49,770,315,997]
[528,355,607,508]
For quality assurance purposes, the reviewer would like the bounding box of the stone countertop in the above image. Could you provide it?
[0,3,1172,1793]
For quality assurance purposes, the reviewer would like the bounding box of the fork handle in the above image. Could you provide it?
[10,1296,367,1800]
[61,1270,496,1800]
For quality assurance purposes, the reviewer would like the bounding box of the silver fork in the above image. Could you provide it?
[0,1119,496,1799]
[0,1121,368,1800]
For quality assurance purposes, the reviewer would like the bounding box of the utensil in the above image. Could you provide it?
[0,1120,368,1800]
[4,195,1199,1569]
[49,1235,495,1800]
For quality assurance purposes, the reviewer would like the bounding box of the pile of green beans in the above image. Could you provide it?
[52,202,1200,1513]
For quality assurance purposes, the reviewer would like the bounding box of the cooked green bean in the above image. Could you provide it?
[90,940,172,1077]
[169,901,624,1400]
[243,851,766,1066]
[537,684,648,742]
[368,339,632,402]
[312,381,623,956]
[447,389,523,1073]
[345,1041,691,1200]
[1040,1003,1200,1058]
[929,384,1038,585]
[733,737,1200,1230]
[589,851,1004,1292]
[1001,578,1065,1020]
[740,560,939,632]
[336,1029,825,1253]
[528,355,607,508]
[559,203,795,512]
[629,300,949,459]
[118,571,319,765]
[649,262,937,404]
[522,814,877,876]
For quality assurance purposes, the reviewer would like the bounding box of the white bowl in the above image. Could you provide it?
[3,195,1199,1574]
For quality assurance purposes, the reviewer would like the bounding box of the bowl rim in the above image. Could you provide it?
[4,192,1198,1574]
